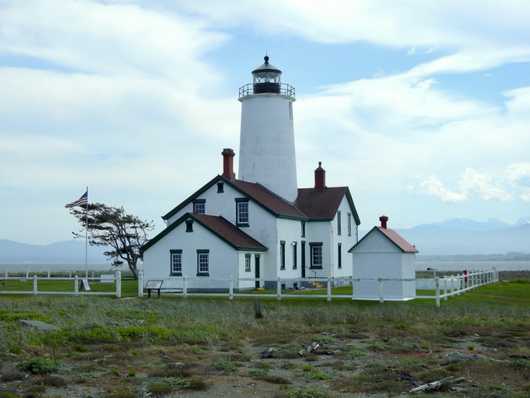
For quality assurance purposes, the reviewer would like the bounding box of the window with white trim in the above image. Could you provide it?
[292,242,297,269]
[348,213,352,236]
[337,210,342,236]
[245,253,251,272]
[193,199,205,214]
[170,250,182,276]
[280,241,286,270]
[196,250,209,276]
[236,199,249,226]
[310,242,323,269]
[337,243,342,269]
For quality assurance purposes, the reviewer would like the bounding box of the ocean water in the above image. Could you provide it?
[415,260,530,272]
[0,260,529,273]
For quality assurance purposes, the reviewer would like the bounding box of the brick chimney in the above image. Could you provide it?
[379,215,389,229]
[222,148,235,180]
[314,161,326,191]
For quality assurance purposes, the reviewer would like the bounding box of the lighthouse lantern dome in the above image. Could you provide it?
[251,55,282,94]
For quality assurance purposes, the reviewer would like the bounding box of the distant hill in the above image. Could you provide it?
[0,239,107,264]
[2,217,530,262]
[361,218,530,255]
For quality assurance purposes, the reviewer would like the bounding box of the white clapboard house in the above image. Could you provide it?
[349,216,418,300]
[141,57,361,290]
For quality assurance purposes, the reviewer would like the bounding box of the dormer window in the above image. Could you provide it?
[193,199,205,214]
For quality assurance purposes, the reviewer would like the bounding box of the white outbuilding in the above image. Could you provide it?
[348,216,417,301]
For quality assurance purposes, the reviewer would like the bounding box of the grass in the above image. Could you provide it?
[0,278,138,296]
[0,278,528,397]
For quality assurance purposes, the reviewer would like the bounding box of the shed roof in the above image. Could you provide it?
[348,226,418,253]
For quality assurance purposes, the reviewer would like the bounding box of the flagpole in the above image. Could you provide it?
[85,186,88,279]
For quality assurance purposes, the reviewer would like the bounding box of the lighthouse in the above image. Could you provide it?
[238,56,298,202]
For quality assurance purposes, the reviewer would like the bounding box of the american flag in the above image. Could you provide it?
[65,190,88,208]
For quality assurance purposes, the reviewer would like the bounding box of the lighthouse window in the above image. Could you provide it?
[310,242,323,269]
[196,250,209,276]
[193,199,206,214]
[235,198,249,227]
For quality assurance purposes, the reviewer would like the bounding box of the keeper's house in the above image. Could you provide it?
[349,216,417,301]
[141,56,361,290]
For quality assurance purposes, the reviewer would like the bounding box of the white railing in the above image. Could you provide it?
[140,268,499,307]
[0,270,122,298]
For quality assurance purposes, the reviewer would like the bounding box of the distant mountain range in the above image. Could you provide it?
[0,239,107,264]
[393,218,530,256]
[1,217,529,263]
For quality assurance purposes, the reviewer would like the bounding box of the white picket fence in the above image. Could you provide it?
[0,270,123,298]
[416,269,499,307]
[138,268,499,307]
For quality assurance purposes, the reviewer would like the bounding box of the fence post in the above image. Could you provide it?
[137,270,144,297]
[4,270,7,280]
[33,275,38,295]
[443,278,448,301]
[378,278,384,303]
[47,270,51,279]
[115,270,121,298]
[351,276,355,300]
[26,270,29,280]
[327,277,332,302]
[183,276,188,297]
[277,277,282,301]
[74,275,79,295]
[435,276,440,307]
[229,276,234,300]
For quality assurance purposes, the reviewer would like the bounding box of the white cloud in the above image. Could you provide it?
[420,176,468,203]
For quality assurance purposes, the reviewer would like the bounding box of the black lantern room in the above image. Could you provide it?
[239,55,295,100]
[252,56,282,94]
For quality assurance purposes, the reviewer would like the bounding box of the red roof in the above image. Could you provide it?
[296,187,360,224]
[142,213,267,253]
[192,214,267,251]
[232,179,306,219]
[349,226,417,253]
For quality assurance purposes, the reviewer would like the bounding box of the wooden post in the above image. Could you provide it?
[4,270,7,280]
[443,278,448,301]
[183,276,188,297]
[26,270,29,279]
[327,277,332,302]
[74,275,79,295]
[137,270,144,297]
[33,275,38,295]
[115,270,121,298]
[351,276,355,301]
[378,278,384,303]
[435,276,440,307]
[229,276,234,300]
[47,270,51,279]
[276,277,282,301]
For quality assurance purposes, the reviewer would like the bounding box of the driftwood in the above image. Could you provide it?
[410,376,466,393]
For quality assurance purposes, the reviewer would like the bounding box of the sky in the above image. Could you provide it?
[1,0,530,244]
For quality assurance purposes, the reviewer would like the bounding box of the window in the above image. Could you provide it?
[170,250,182,276]
[235,198,249,226]
[337,211,342,236]
[310,242,323,269]
[196,250,209,276]
[185,219,193,232]
[280,241,286,270]
[193,199,205,214]
[337,243,342,269]
[292,242,297,269]
[301,221,306,238]
[217,182,224,193]
[245,253,251,272]
[348,213,352,237]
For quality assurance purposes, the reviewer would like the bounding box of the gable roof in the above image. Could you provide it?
[296,187,361,224]
[161,175,307,221]
[142,213,267,253]
[348,226,418,253]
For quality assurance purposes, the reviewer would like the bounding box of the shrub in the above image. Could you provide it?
[148,382,174,395]
[18,357,59,375]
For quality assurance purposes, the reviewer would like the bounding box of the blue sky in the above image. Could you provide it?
[1,0,530,244]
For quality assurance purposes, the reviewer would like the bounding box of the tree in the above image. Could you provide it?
[69,202,154,278]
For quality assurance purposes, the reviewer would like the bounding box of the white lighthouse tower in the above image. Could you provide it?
[238,56,298,202]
